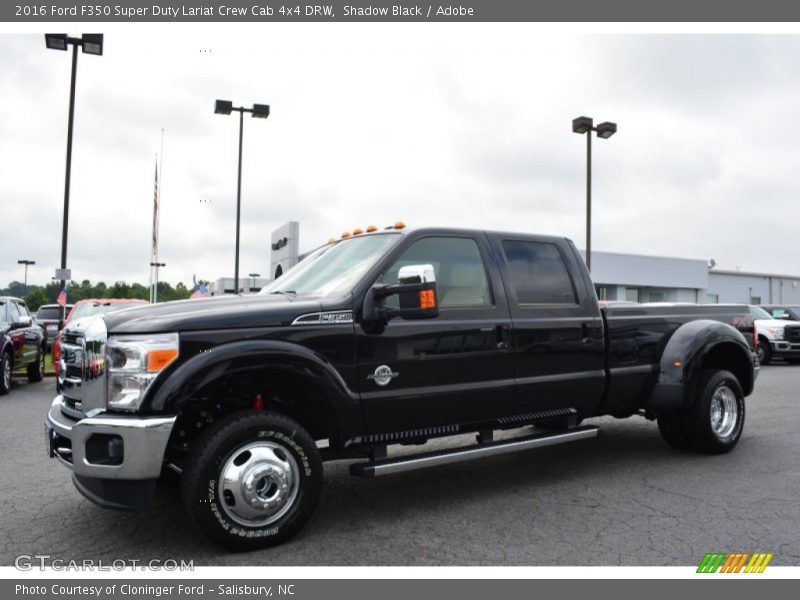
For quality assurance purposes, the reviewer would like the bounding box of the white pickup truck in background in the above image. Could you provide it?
[750,305,800,365]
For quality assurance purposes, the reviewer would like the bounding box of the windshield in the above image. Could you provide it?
[260,233,400,297]
[750,306,772,320]
[69,302,145,321]
[37,306,62,320]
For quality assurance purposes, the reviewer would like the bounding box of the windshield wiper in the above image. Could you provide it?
[270,290,296,301]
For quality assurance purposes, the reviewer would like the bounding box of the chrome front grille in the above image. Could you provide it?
[57,317,108,417]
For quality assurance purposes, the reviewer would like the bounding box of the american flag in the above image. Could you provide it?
[56,286,67,307]
[190,284,208,299]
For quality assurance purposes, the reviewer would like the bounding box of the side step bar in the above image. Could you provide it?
[350,425,599,478]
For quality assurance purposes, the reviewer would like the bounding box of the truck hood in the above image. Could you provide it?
[101,294,326,334]
[754,318,797,330]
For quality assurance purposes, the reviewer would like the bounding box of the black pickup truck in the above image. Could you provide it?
[46,226,758,550]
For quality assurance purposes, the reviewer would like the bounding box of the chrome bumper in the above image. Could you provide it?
[46,396,176,480]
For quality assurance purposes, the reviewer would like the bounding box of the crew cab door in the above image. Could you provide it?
[356,233,515,435]
[6,301,32,367]
[489,236,605,417]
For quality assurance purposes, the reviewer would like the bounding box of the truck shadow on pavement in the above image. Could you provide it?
[28,416,766,565]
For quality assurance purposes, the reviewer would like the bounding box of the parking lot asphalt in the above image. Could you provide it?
[1,366,798,567]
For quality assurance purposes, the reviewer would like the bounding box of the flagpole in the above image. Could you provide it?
[148,153,156,303]
[155,128,164,302]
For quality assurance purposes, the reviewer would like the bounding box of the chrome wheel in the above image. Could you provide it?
[218,441,300,528]
[710,385,738,439]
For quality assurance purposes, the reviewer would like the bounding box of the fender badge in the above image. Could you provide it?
[367,365,399,386]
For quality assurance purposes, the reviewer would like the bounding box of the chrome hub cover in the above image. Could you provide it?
[710,385,738,439]
[219,441,299,527]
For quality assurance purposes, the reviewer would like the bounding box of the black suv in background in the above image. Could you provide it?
[1,296,46,395]
[36,303,73,350]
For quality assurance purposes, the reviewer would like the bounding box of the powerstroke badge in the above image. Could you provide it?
[291,311,354,325]
[367,365,399,386]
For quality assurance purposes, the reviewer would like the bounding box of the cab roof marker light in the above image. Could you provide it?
[353,228,364,236]
[366,225,378,233]
[341,231,351,239]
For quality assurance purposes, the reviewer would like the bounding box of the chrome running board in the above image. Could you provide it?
[349,425,599,478]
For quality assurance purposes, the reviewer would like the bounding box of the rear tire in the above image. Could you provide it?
[27,346,44,383]
[181,410,322,551]
[656,411,689,450]
[681,369,745,454]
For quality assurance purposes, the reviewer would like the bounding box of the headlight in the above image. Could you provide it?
[767,328,784,340]
[106,333,179,411]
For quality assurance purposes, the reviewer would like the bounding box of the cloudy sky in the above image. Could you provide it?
[1,28,799,289]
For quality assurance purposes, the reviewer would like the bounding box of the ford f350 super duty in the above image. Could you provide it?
[46,225,758,550]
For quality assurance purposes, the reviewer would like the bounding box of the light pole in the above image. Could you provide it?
[17,260,36,294]
[215,100,270,295]
[45,33,104,323]
[248,272,260,293]
[572,116,617,273]
[150,262,166,302]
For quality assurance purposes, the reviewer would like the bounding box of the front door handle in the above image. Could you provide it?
[581,322,595,346]
[496,324,511,350]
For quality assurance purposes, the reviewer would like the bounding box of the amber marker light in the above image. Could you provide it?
[353,228,364,235]
[394,221,406,229]
[366,225,378,233]
[419,290,436,309]
[147,348,179,372]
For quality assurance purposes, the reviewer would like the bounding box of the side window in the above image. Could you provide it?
[501,240,577,305]
[7,302,21,323]
[383,237,492,308]
[17,303,30,318]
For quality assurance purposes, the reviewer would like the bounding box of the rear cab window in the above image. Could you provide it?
[499,240,578,306]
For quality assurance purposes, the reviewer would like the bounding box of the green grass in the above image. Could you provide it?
[45,351,55,376]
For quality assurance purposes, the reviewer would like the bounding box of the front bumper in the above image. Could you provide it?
[46,395,176,482]
[770,341,800,357]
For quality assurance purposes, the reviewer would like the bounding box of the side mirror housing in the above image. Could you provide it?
[363,264,439,323]
[13,315,32,329]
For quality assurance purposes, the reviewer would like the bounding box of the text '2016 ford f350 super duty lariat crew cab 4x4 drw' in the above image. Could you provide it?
[46,226,759,550]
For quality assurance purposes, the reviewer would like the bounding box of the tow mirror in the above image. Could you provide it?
[363,263,439,322]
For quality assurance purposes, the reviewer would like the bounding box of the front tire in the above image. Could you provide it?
[757,337,772,365]
[0,351,11,395]
[27,346,45,383]
[181,411,322,551]
[682,369,745,454]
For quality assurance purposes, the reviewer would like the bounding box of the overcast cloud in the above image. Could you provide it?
[1,29,799,289]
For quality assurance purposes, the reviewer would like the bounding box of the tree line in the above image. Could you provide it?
[1,280,198,312]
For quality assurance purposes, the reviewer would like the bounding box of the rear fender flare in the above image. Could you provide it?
[648,320,755,411]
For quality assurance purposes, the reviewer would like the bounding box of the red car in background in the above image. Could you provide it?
[53,299,149,373]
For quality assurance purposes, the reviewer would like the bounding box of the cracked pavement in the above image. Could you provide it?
[1,366,798,566]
